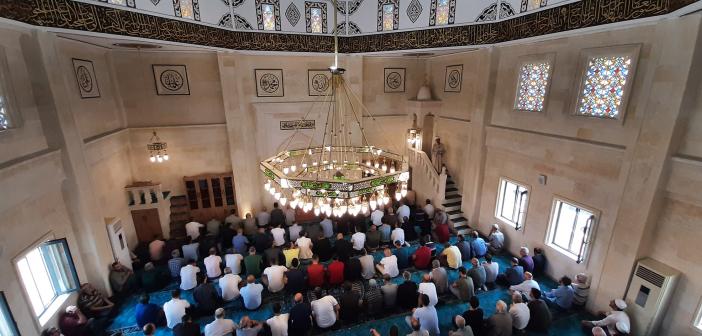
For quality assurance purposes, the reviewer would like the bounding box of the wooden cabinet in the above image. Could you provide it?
[184,173,237,223]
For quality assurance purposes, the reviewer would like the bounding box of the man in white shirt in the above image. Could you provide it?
[266,302,289,336]
[509,293,530,331]
[205,308,236,336]
[271,224,287,247]
[351,229,366,252]
[418,274,438,306]
[391,224,405,246]
[225,251,244,275]
[163,289,191,328]
[180,261,200,291]
[487,224,505,254]
[424,199,435,220]
[185,221,204,240]
[509,272,540,301]
[262,260,288,293]
[582,299,631,335]
[220,268,242,301]
[284,205,296,226]
[204,248,223,280]
[257,207,270,228]
[296,232,314,260]
[311,288,340,329]
[405,294,440,336]
[240,275,264,310]
[397,201,410,223]
[319,216,334,238]
[289,222,303,242]
[371,208,384,226]
[359,249,376,279]
[376,248,399,278]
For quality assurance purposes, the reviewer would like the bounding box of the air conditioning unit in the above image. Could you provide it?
[624,258,680,336]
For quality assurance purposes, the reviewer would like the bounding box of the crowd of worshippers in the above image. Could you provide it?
[50,199,630,336]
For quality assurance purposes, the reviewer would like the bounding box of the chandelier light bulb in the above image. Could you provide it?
[269,187,276,195]
[283,167,290,174]
[302,163,308,168]
[164,153,169,161]
[157,155,163,163]
[395,192,402,201]
[401,189,408,197]
[314,207,321,216]
[381,163,388,172]
[390,165,396,173]
[290,165,297,172]
[362,203,369,214]
[374,161,380,169]
[274,192,281,200]
[264,182,271,191]
[280,197,287,206]
[366,160,371,167]
[149,155,156,163]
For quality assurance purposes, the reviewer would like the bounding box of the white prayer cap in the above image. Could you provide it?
[66,305,78,313]
[615,299,628,310]
[591,327,606,336]
[616,321,630,334]
[369,279,377,286]
[492,223,500,230]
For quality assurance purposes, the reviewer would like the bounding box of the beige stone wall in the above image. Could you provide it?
[114,51,225,127]
[0,24,49,164]
[56,38,125,140]
[0,151,87,335]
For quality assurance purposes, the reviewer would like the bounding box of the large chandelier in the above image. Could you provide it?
[259,13,409,217]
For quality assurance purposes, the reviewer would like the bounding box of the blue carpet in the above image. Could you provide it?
[105,236,594,336]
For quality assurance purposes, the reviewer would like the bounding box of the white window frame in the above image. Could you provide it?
[513,53,555,113]
[545,197,599,264]
[494,177,529,230]
[0,292,19,336]
[572,44,641,122]
[13,234,79,327]
[694,297,702,334]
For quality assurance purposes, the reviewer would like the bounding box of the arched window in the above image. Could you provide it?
[305,2,328,34]
[377,0,399,31]
[257,0,281,31]
[173,0,200,21]
[430,0,455,26]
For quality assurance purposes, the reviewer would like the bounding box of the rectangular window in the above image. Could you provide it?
[527,0,544,10]
[0,292,19,336]
[382,4,395,31]
[695,299,702,332]
[546,199,597,263]
[310,8,323,33]
[495,178,529,230]
[515,59,552,112]
[0,95,10,131]
[174,0,199,21]
[436,0,450,25]
[262,4,276,31]
[576,55,632,119]
[16,239,79,319]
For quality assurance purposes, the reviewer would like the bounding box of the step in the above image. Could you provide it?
[444,193,461,201]
[448,213,464,220]
[443,200,461,207]
[445,189,461,197]
[447,210,462,216]
[444,204,461,212]
[445,187,458,192]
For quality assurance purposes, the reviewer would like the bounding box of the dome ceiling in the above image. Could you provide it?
[0,0,698,53]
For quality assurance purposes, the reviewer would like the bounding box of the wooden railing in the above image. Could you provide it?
[125,182,168,207]
[407,146,447,207]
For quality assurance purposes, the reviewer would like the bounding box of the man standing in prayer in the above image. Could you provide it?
[431,137,445,173]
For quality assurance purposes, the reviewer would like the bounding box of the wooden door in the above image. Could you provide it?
[131,208,162,243]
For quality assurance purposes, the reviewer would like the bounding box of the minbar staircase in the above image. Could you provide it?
[442,175,470,235]
[169,195,190,239]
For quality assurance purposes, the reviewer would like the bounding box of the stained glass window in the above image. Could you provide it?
[515,61,551,112]
[179,0,195,20]
[0,96,9,131]
[262,4,276,31]
[577,56,632,119]
[310,7,323,33]
[382,4,395,31]
[107,0,125,5]
[436,0,450,25]
[527,0,544,10]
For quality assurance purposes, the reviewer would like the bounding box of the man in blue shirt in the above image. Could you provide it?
[394,240,411,269]
[135,294,164,328]
[497,257,524,286]
[232,228,250,255]
[546,276,575,310]
[469,231,487,258]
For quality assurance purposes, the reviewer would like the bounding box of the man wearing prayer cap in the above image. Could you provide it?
[448,315,474,336]
[582,299,630,335]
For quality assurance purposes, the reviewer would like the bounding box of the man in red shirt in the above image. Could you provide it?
[412,239,432,270]
[306,255,326,288]
[327,256,345,285]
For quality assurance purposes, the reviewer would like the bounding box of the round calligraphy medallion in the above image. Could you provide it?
[386,72,402,90]
[260,73,280,93]
[160,70,184,91]
[448,70,461,89]
[76,66,93,92]
[311,74,329,93]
